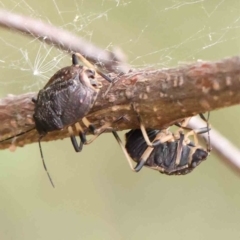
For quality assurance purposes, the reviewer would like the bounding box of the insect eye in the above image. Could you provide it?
[85,69,96,79]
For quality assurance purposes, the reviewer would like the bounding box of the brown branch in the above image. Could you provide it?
[1,56,240,151]
[0,9,129,73]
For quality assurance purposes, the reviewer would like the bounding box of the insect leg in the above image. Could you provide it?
[81,115,127,145]
[132,106,161,147]
[131,102,167,147]
[134,131,174,172]
[174,132,184,166]
[175,114,211,151]
[134,146,155,172]
[81,117,96,134]
[81,117,107,145]
[184,127,210,147]
[75,53,113,83]
[174,117,192,131]
[83,127,109,145]
[68,123,87,152]
[199,112,211,152]
[139,118,156,147]
[68,119,104,152]
[199,113,208,122]
[112,131,138,171]
[72,117,111,146]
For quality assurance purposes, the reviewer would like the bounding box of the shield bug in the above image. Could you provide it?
[112,115,211,175]
[33,53,105,140]
[32,53,113,186]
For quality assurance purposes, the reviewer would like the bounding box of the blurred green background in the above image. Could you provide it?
[0,0,240,239]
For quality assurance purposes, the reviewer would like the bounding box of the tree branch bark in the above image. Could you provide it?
[1,56,240,150]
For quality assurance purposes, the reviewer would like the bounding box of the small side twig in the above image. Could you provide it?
[189,117,240,174]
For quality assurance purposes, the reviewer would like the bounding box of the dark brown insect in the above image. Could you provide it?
[32,53,113,186]
[32,53,101,136]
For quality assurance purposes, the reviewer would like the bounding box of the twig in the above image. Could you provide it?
[0,56,240,151]
[0,9,129,73]
[189,117,240,174]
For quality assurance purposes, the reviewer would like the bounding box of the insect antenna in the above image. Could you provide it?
[0,128,54,187]
[0,127,35,143]
[38,136,55,188]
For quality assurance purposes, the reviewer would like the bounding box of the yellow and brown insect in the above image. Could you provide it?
[112,115,211,175]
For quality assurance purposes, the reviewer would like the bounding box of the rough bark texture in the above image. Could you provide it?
[1,56,240,150]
